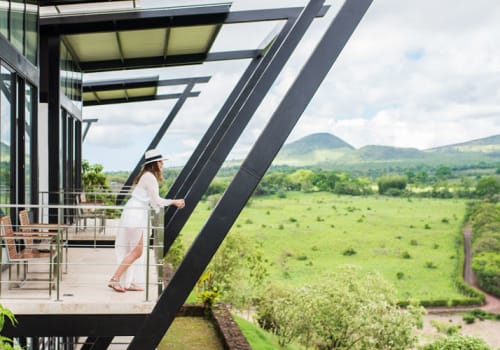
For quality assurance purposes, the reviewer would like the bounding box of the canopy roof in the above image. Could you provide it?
[82,76,210,106]
[40,1,327,72]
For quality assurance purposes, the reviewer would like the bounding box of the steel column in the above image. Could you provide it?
[161,0,324,255]
[129,0,372,348]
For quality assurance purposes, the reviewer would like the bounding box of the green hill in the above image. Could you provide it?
[273,133,499,169]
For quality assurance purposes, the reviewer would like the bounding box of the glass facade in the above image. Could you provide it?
[0,0,8,40]
[24,82,33,205]
[10,0,23,53]
[0,0,39,66]
[0,63,13,213]
[25,0,38,65]
[61,41,83,108]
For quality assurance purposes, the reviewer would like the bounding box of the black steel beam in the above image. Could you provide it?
[82,76,210,91]
[2,314,147,337]
[129,1,373,348]
[77,51,262,73]
[40,5,231,33]
[161,1,326,254]
[225,5,329,23]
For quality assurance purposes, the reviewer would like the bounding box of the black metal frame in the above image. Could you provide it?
[161,2,327,255]
[130,1,373,348]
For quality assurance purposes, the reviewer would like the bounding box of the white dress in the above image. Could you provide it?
[115,172,172,288]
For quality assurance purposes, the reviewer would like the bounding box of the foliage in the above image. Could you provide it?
[0,304,21,350]
[377,175,407,195]
[162,234,185,269]
[469,202,500,297]
[196,233,269,311]
[255,266,425,350]
[475,176,500,198]
[233,314,301,350]
[82,160,109,191]
[420,334,491,350]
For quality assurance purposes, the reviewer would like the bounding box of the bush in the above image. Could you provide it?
[342,247,357,256]
[377,175,407,195]
[401,251,411,259]
[421,334,491,350]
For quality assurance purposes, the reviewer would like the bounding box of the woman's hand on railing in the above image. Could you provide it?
[171,199,185,209]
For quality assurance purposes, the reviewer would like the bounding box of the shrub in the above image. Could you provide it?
[425,261,437,269]
[396,272,404,280]
[342,247,357,256]
[401,251,411,259]
[421,334,491,350]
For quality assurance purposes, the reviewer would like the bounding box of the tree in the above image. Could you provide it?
[475,176,500,198]
[81,160,109,191]
[377,175,407,195]
[256,266,425,350]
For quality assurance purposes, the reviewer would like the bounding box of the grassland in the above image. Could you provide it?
[182,193,467,302]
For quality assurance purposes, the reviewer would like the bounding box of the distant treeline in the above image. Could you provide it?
[104,162,500,200]
[202,164,500,200]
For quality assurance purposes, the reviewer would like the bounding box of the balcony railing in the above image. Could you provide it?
[0,198,167,309]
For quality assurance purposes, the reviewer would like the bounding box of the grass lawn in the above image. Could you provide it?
[182,192,467,301]
[158,316,223,350]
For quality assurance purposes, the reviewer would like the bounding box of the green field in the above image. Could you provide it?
[182,192,467,301]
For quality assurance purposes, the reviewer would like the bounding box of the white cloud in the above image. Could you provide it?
[83,0,500,170]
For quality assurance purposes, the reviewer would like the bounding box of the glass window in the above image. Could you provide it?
[25,0,38,66]
[0,64,13,213]
[0,0,8,40]
[10,0,24,54]
[24,83,33,205]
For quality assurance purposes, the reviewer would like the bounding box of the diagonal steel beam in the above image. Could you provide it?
[129,0,373,348]
[161,2,326,255]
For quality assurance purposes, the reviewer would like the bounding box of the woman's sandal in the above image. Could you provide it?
[108,279,126,293]
[125,283,144,292]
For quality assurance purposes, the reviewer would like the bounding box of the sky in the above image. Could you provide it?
[82,0,500,171]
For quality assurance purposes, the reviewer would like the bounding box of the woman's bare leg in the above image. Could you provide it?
[111,233,143,282]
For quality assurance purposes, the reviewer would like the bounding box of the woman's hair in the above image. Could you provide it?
[134,161,163,184]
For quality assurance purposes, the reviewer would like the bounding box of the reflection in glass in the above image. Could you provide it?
[0,0,8,40]
[10,0,24,54]
[0,64,12,212]
[25,84,33,205]
[25,1,39,66]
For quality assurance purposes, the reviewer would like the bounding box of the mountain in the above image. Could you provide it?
[273,133,499,169]
[275,133,354,166]
[425,134,500,154]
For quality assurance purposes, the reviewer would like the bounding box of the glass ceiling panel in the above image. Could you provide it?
[82,91,97,101]
[167,24,217,56]
[120,28,166,59]
[66,32,120,62]
[96,90,127,100]
[126,87,156,98]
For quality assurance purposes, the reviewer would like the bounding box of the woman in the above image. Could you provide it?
[108,149,185,292]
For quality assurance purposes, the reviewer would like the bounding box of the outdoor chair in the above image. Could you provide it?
[0,216,59,296]
[19,209,69,273]
[75,192,106,234]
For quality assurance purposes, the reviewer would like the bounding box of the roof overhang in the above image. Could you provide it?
[40,3,329,73]
[82,76,210,106]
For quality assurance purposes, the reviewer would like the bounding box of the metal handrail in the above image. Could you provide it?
[0,202,164,303]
